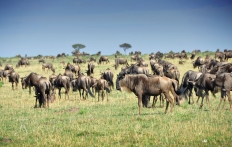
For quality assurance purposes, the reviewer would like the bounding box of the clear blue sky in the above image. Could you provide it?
[0,0,232,57]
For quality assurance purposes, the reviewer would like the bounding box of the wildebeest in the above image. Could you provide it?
[214,73,232,110]
[116,74,179,114]
[93,79,110,101]
[53,74,71,99]
[73,57,86,64]
[71,74,94,100]
[8,70,20,90]
[21,72,42,94]
[190,50,196,60]
[215,50,225,61]
[164,53,174,59]
[150,61,164,76]
[34,77,56,108]
[188,73,216,109]
[192,57,207,69]
[101,68,114,89]
[136,59,148,67]
[119,64,149,76]
[177,70,202,104]
[89,57,96,62]
[38,59,45,64]
[224,50,232,61]
[163,63,180,86]
[4,64,14,71]
[63,69,74,81]
[17,58,30,67]
[98,56,110,64]
[42,63,55,73]
[64,63,80,76]
[86,61,95,76]
[21,72,55,108]
[114,58,129,70]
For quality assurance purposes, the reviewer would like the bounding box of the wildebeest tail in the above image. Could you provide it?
[108,73,114,88]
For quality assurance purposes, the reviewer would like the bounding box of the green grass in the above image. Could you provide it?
[0,53,232,146]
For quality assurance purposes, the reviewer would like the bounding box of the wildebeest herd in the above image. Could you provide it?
[1,49,232,115]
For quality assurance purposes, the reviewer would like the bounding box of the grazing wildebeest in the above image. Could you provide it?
[215,50,225,61]
[21,72,42,94]
[86,61,95,76]
[21,73,55,107]
[42,63,55,73]
[53,74,70,99]
[136,59,148,67]
[34,77,56,108]
[89,76,98,94]
[164,53,174,59]
[101,68,114,89]
[114,58,129,70]
[119,64,149,76]
[214,73,232,110]
[89,57,96,62]
[71,74,95,100]
[163,63,180,86]
[224,50,232,61]
[49,73,57,91]
[4,64,14,71]
[116,74,179,114]
[8,70,20,90]
[63,69,74,81]
[73,57,86,64]
[150,62,164,76]
[192,57,207,69]
[131,55,139,62]
[216,63,232,74]
[98,56,110,64]
[64,63,80,76]
[177,70,202,104]
[93,79,110,101]
[17,58,30,67]
[38,59,45,64]
[188,73,216,109]
[2,69,14,82]
[190,50,196,60]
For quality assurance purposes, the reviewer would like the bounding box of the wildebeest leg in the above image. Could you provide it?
[218,90,226,109]
[41,91,47,108]
[11,82,14,90]
[16,81,18,90]
[152,96,158,108]
[138,94,142,115]
[78,89,82,100]
[199,95,204,109]
[98,90,100,102]
[58,88,61,99]
[205,90,211,108]
[34,94,39,108]
[226,91,232,110]
[164,92,173,113]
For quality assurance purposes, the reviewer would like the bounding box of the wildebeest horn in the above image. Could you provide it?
[187,79,195,85]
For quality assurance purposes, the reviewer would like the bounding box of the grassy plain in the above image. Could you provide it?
[0,52,232,146]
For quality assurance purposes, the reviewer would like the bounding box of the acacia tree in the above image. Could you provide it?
[72,44,86,53]
[119,43,132,54]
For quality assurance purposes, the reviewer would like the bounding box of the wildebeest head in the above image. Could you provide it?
[49,92,56,103]
[21,77,28,89]
[116,73,126,91]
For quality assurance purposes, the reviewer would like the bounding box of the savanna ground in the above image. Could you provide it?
[0,52,232,147]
